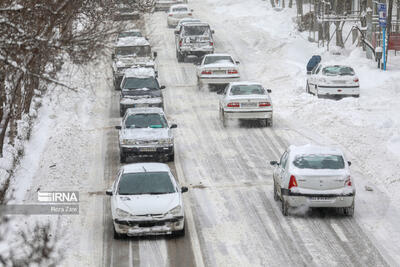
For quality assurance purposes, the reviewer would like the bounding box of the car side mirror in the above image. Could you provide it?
[348,161,352,166]
[160,85,166,89]
[191,9,194,12]
[111,53,115,60]
[106,189,113,196]
[181,186,188,193]
[153,52,158,58]
[155,70,159,78]
[211,30,215,34]
[115,126,121,130]
[174,30,179,34]
[170,124,178,129]
[270,161,278,166]
[235,61,240,64]
[267,89,272,93]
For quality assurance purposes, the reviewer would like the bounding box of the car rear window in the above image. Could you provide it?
[115,46,151,57]
[173,7,188,12]
[118,172,175,195]
[204,56,233,65]
[125,113,167,128]
[230,85,265,96]
[322,66,355,76]
[183,25,210,36]
[293,154,345,169]
[118,31,142,38]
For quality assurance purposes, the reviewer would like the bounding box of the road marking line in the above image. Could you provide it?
[175,152,205,267]
[331,223,349,242]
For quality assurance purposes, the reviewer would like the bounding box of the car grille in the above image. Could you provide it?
[138,221,165,228]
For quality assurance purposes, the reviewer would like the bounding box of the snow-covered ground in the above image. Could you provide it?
[2,0,400,266]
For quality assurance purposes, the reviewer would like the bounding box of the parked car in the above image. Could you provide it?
[306,64,360,98]
[167,4,193,27]
[306,55,321,74]
[175,22,214,62]
[219,82,273,127]
[174,18,201,37]
[112,37,157,90]
[270,144,355,216]
[106,162,188,238]
[116,29,143,42]
[196,53,240,89]
[155,0,187,11]
[114,4,140,20]
[119,68,165,117]
[116,107,176,162]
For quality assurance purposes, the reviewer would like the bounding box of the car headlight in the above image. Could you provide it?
[116,208,131,218]
[320,78,327,84]
[159,138,173,145]
[168,205,182,216]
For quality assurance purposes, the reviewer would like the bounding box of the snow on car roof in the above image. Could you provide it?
[125,107,164,115]
[182,22,210,27]
[122,163,171,174]
[170,4,189,9]
[179,18,200,23]
[115,37,149,47]
[123,67,155,78]
[229,81,262,86]
[205,53,232,57]
[289,144,343,156]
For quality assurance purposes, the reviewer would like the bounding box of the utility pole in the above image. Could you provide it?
[385,0,394,67]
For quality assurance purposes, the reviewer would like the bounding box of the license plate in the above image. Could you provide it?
[213,70,226,75]
[241,102,257,107]
[310,196,332,201]
[140,147,156,152]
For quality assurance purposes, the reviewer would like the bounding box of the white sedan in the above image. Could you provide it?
[219,82,273,127]
[197,54,240,89]
[167,4,193,27]
[270,145,355,216]
[306,64,360,98]
[106,163,188,238]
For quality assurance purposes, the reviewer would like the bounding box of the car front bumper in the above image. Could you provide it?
[120,145,174,158]
[199,76,240,84]
[114,217,184,236]
[224,110,273,120]
[317,85,360,96]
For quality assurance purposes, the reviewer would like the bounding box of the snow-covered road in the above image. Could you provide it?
[7,0,400,266]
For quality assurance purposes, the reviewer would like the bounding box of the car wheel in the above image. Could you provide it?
[197,76,202,90]
[267,118,273,127]
[172,224,185,238]
[221,110,227,127]
[177,51,184,62]
[306,82,310,94]
[113,226,124,240]
[352,94,360,98]
[282,198,289,216]
[273,182,279,201]
[120,108,125,117]
[344,202,355,217]
[168,153,175,162]
[120,153,126,163]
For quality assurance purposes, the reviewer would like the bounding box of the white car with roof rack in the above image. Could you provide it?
[270,144,355,216]
[218,82,273,127]
[112,37,158,90]
[167,4,193,27]
[196,53,240,89]
[106,162,188,238]
[306,63,360,98]
[115,107,177,162]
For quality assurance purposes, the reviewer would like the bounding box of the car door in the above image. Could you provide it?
[110,170,122,216]
[276,151,289,195]
[309,64,321,94]
[220,85,230,109]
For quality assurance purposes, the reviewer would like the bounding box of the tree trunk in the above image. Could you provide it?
[289,0,293,8]
[385,0,394,66]
[270,0,276,7]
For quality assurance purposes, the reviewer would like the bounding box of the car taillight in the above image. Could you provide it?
[188,13,192,16]
[259,102,271,107]
[345,176,352,187]
[179,40,182,47]
[201,70,212,75]
[210,41,214,46]
[353,78,359,83]
[288,175,298,190]
[227,102,240,108]
[168,14,173,16]
[228,69,238,74]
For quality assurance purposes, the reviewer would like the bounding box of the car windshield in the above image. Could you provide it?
[322,66,355,76]
[230,85,265,96]
[183,25,210,36]
[173,7,188,12]
[118,172,175,195]
[122,77,159,90]
[179,19,200,26]
[293,154,345,169]
[204,56,233,65]
[118,31,142,38]
[115,46,151,57]
[125,113,167,129]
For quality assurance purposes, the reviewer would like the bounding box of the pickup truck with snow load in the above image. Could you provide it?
[119,67,165,117]
[112,37,157,90]
[175,22,214,62]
